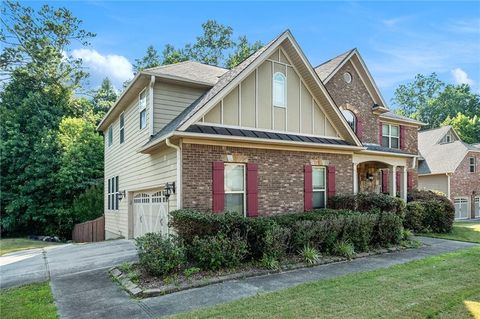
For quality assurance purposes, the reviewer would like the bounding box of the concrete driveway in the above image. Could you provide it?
[0,239,137,289]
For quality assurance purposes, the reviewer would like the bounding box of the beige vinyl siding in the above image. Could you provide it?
[153,82,205,134]
[202,49,338,138]
[418,174,448,195]
[105,94,177,239]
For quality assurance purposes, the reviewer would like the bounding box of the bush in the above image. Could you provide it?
[261,223,291,260]
[135,233,187,276]
[299,245,320,264]
[340,213,377,252]
[328,194,356,210]
[420,200,455,233]
[328,193,405,218]
[374,212,403,246]
[333,241,355,259]
[190,232,248,271]
[404,201,425,232]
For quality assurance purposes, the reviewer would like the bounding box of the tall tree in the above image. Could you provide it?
[161,44,188,65]
[226,36,263,69]
[92,78,117,119]
[133,45,161,72]
[442,113,480,144]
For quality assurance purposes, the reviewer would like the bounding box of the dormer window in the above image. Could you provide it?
[342,109,356,133]
[273,72,286,108]
[446,135,451,143]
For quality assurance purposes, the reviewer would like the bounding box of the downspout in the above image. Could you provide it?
[446,173,451,200]
[149,75,155,137]
[166,138,181,210]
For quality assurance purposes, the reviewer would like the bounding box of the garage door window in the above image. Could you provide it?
[224,163,245,215]
[454,198,469,219]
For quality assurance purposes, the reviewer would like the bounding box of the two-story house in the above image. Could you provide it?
[418,126,480,219]
[97,31,424,239]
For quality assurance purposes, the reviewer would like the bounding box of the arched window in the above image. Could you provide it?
[342,109,356,132]
[273,72,286,107]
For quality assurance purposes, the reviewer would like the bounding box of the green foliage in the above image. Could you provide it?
[135,233,187,277]
[329,193,405,218]
[183,267,201,278]
[333,241,355,260]
[404,201,425,233]
[226,36,263,69]
[133,45,161,73]
[92,78,117,119]
[374,212,403,246]
[327,194,356,210]
[190,232,248,271]
[406,190,455,233]
[300,245,320,265]
[402,228,413,240]
[442,113,480,144]
[260,254,280,270]
[393,73,480,131]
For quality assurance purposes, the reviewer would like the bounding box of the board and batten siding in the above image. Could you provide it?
[153,82,205,134]
[201,48,338,137]
[104,86,178,239]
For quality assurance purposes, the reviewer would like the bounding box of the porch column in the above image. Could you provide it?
[401,166,407,201]
[390,165,397,197]
[353,163,358,194]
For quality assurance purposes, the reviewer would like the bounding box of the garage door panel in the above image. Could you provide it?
[133,190,169,238]
[454,197,469,220]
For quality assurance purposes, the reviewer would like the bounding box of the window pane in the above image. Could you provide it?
[313,191,325,209]
[382,124,389,135]
[120,129,124,143]
[312,167,325,190]
[225,165,244,192]
[225,194,244,214]
[273,72,285,107]
[382,136,389,147]
[120,114,124,127]
[140,110,146,129]
[391,125,399,137]
[139,90,147,110]
[391,137,399,149]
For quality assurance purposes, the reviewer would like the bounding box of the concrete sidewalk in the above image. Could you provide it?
[50,237,477,319]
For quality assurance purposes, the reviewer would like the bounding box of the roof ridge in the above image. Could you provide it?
[418,125,451,134]
[313,48,356,69]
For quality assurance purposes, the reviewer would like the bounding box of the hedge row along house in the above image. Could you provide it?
[98,30,425,239]
[418,126,480,219]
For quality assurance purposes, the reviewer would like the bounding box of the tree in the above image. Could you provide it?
[442,113,480,144]
[161,44,188,65]
[92,78,117,119]
[226,36,263,69]
[133,45,161,72]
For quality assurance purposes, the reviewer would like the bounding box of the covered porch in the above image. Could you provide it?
[352,153,413,201]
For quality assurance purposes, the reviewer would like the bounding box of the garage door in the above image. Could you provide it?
[454,197,469,220]
[475,197,480,218]
[133,190,169,238]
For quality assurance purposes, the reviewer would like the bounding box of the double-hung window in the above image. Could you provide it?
[139,89,147,130]
[273,72,286,107]
[224,163,245,215]
[119,113,125,144]
[469,157,476,173]
[382,124,400,149]
[107,176,119,211]
[107,126,113,147]
[312,166,326,209]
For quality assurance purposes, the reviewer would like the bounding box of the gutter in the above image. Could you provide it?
[165,138,182,209]
[149,75,155,137]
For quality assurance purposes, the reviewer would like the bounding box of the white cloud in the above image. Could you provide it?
[451,68,475,86]
[71,48,134,88]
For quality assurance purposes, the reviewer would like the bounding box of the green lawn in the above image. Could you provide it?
[0,282,58,319]
[172,247,480,319]
[0,238,61,256]
[422,221,480,244]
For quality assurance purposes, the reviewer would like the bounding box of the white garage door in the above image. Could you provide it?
[133,190,169,238]
[475,197,480,218]
[454,197,469,220]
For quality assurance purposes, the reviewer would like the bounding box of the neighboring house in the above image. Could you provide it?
[97,30,424,239]
[418,126,480,219]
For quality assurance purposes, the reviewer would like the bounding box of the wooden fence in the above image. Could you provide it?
[72,215,105,243]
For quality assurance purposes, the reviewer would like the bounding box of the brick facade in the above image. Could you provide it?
[182,143,353,216]
[450,151,480,217]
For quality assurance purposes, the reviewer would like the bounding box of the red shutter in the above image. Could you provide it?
[407,171,413,192]
[327,165,336,198]
[400,125,406,150]
[382,170,389,193]
[304,165,312,211]
[379,123,383,146]
[246,163,258,217]
[356,117,363,140]
[212,161,224,213]
[396,171,401,193]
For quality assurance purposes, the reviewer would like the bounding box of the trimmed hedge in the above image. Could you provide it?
[328,193,405,218]
[406,190,455,233]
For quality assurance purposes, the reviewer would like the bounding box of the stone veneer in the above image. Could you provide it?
[182,143,353,216]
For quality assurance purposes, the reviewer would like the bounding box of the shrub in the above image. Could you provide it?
[333,241,355,259]
[421,200,455,233]
[402,228,413,240]
[190,232,248,271]
[299,245,320,264]
[260,254,280,270]
[328,194,356,210]
[404,201,425,232]
[374,212,403,246]
[356,193,405,218]
[135,233,187,277]
[261,223,291,260]
[340,213,377,252]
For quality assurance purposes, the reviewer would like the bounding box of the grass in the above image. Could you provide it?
[0,282,58,319]
[422,221,480,244]
[172,247,480,319]
[0,238,60,256]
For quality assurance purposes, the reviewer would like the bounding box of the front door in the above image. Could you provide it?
[133,189,169,238]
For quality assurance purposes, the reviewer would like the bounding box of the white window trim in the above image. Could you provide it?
[312,166,327,209]
[469,157,476,173]
[272,71,286,108]
[139,88,147,130]
[382,124,400,149]
[224,163,246,216]
[119,112,125,144]
[342,109,356,133]
[107,126,113,147]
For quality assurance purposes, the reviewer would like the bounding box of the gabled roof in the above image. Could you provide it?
[314,49,355,82]
[142,30,363,151]
[418,126,480,175]
[143,61,228,86]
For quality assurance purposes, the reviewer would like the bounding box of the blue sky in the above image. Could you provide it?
[41,1,479,107]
